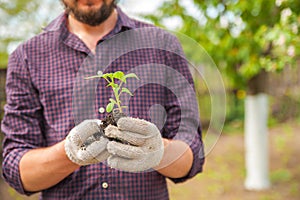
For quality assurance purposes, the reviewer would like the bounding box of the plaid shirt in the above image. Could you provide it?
[1,7,204,200]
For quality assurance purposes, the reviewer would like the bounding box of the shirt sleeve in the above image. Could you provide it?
[161,34,205,183]
[1,45,46,195]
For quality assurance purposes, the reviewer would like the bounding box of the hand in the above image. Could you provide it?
[64,119,110,166]
[105,117,164,172]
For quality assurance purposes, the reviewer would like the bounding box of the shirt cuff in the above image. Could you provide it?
[2,148,37,196]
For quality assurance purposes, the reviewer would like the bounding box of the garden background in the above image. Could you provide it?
[0,0,300,199]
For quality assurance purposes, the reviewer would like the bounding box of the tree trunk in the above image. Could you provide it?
[244,71,271,190]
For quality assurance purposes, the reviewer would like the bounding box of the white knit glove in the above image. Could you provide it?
[65,119,110,166]
[105,117,164,172]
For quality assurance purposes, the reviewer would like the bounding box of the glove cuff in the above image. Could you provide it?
[64,136,84,166]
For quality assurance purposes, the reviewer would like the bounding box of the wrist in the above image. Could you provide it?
[58,140,80,169]
[162,138,171,147]
[154,139,193,178]
[153,138,171,170]
[19,140,80,192]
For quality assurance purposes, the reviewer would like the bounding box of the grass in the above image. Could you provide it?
[167,119,300,200]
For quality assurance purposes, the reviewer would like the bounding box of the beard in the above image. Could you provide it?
[61,0,116,26]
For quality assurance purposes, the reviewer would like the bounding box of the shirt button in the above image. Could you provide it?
[98,107,105,114]
[102,182,109,189]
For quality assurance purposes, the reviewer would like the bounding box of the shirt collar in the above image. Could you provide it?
[43,6,137,33]
[42,6,137,54]
[115,6,136,30]
[43,12,67,32]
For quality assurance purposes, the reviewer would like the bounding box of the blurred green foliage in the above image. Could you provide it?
[0,0,62,68]
[144,0,300,92]
[0,0,35,67]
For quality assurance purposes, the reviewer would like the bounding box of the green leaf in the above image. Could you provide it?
[124,73,139,80]
[120,77,127,83]
[109,98,117,104]
[113,71,125,80]
[122,87,133,96]
[106,102,114,113]
[107,82,118,88]
[102,73,114,80]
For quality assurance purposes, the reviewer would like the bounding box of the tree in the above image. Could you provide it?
[0,0,62,68]
[144,0,300,190]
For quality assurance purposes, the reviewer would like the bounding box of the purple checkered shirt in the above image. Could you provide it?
[1,6,204,200]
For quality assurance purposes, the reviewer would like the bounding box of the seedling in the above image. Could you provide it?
[85,71,139,113]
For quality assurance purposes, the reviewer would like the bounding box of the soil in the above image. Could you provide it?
[89,109,127,143]
[100,109,128,144]
[101,109,127,129]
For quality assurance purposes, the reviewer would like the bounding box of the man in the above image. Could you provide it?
[1,0,205,199]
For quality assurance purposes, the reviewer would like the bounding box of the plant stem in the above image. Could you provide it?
[113,87,122,113]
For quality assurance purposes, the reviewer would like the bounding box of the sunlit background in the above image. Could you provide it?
[1,0,300,199]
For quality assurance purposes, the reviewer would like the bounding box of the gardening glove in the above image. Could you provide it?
[65,119,110,166]
[105,117,164,172]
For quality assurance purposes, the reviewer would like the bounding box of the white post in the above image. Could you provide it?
[244,93,271,190]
